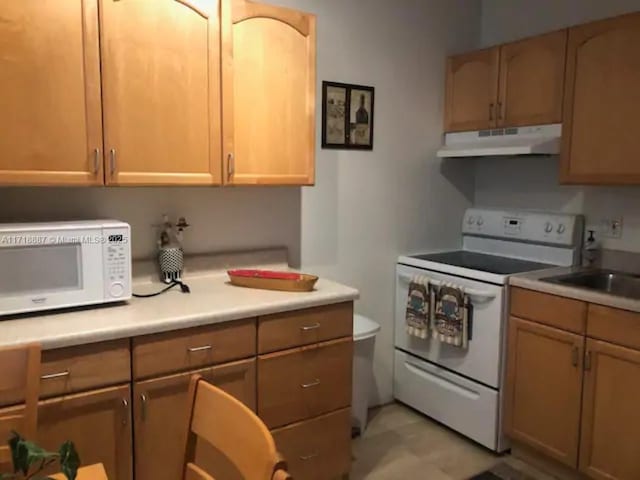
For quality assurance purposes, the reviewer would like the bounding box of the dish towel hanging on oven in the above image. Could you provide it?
[405,276,433,339]
[432,282,471,349]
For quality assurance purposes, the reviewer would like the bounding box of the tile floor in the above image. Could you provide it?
[351,403,557,480]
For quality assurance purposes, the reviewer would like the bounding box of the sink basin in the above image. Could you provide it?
[541,270,640,300]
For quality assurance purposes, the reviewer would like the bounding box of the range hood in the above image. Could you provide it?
[437,124,561,158]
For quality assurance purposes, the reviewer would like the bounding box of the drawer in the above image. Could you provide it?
[258,302,353,354]
[272,408,351,480]
[0,339,131,407]
[258,338,352,429]
[588,304,640,350]
[133,319,256,379]
[510,287,586,333]
[393,349,499,450]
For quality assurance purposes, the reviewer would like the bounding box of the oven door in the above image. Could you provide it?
[0,228,104,315]
[395,263,505,388]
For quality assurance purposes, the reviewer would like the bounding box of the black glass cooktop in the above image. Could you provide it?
[410,251,554,275]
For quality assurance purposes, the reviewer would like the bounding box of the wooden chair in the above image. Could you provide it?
[0,343,41,467]
[183,375,291,480]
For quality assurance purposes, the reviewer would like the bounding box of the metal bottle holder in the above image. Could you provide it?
[159,246,184,284]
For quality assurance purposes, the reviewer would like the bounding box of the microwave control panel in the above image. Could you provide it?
[103,224,132,300]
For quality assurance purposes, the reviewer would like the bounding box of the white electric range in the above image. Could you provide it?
[393,208,584,452]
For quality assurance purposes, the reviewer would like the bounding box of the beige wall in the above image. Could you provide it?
[477,0,640,251]
[0,187,301,262]
[272,0,480,404]
[0,0,481,405]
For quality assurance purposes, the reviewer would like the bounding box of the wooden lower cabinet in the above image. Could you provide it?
[258,338,353,429]
[505,317,584,467]
[133,358,256,480]
[272,408,351,480]
[579,339,640,480]
[37,385,133,480]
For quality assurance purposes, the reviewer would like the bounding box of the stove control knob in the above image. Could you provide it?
[544,222,553,233]
[476,217,484,226]
[467,216,475,225]
[557,224,566,234]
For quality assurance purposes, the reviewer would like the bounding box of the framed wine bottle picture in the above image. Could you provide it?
[322,81,375,150]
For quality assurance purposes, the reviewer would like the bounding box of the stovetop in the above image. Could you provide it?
[409,250,554,275]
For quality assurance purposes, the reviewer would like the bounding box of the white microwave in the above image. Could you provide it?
[0,220,132,316]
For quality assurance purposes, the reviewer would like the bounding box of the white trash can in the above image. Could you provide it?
[352,314,381,434]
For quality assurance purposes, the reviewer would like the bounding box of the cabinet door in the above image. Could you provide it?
[498,30,567,127]
[579,339,640,480]
[100,0,222,185]
[444,48,499,132]
[37,385,132,480]
[133,359,256,480]
[222,0,316,185]
[504,317,584,467]
[561,13,640,184]
[0,0,103,185]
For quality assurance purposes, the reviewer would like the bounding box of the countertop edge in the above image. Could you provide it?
[2,289,360,351]
[509,274,640,313]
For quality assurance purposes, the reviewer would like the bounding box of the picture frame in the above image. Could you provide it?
[321,81,375,150]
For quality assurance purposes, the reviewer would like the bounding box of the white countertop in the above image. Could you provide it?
[0,272,359,350]
[510,266,640,313]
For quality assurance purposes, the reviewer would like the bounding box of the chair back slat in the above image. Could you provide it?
[185,462,216,480]
[182,375,291,480]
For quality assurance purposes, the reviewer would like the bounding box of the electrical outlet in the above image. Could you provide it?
[601,217,623,239]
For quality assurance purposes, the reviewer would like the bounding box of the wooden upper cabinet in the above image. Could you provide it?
[100,0,222,186]
[0,0,103,185]
[579,339,640,480]
[498,30,567,127]
[504,317,584,468]
[561,12,640,184]
[444,48,499,132]
[222,0,316,185]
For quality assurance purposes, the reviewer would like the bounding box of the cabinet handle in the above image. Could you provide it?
[489,103,494,121]
[187,345,213,353]
[584,351,592,371]
[93,148,100,175]
[109,148,117,177]
[140,393,148,422]
[497,101,503,120]
[121,398,129,425]
[571,346,579,367]
[41,370,70,380]
[299,453,319,461]
[300,322,321,331]
[301,379,320,389]
[227,153,234,180]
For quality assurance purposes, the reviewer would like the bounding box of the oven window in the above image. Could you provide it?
[0,244,83,296]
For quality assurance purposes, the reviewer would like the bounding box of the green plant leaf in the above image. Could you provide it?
[58,441,80,480]
[22,438,59,474]
[8,431,59,477]
[8,431,22,474]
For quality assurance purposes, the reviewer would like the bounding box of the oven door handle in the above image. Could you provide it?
[398,274,497,301]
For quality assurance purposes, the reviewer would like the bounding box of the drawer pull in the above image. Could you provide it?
[187,345,213,353]
[299,453,319,461]
[300,323,321,331]
[121,398,129,425]
[41,371,70,380]
[301,379,320,389]
[140,393,149,421]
